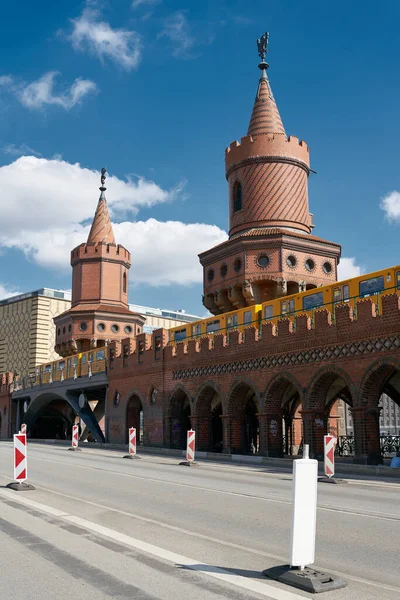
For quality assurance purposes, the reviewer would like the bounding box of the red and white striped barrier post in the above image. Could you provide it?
[6,433,35,491]
[179,429,198,467]
[20,423,26,434]
[123,427,142,459]
[68,424,81,451]
[324,435,336,478]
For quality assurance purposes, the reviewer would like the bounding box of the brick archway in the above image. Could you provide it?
[167,385,192,450]
[356,358,400,462]
[305,366,355,458]
[226,379,260,454]
[193,382,223,452]
[126,393,143,445]
[262,373,303,457]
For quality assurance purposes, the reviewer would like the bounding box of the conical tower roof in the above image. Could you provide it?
[87,169,116,245]
[247,33,285,137]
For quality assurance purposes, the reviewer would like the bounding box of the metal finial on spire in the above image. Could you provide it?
[100,167,107,191]
[257,32,269,63]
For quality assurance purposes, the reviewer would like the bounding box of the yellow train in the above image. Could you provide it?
[23,263,400,383]
[168,264,400,344]
[31,349,107,385]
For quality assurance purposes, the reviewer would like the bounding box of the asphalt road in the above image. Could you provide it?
[0,442,399,600]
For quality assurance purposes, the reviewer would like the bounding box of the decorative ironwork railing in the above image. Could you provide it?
[336,435,400,457]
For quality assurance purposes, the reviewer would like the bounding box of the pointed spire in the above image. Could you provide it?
[87,167,116,245]
[247,32,286,137]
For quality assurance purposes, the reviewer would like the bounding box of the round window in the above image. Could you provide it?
[62,326,66,335]
[234,258,242,272]
[80,322,88,332]
[57,328,61,336]
[305,259,315,271]
[207,269,214,282]
[97,323,106,332]
[68,325,72,333]
[111,324,119,333]
[323,261,332,274]
[124,325,133,334]
[220,264,228,277]
[287,255,297,268]
[257,254,270,268]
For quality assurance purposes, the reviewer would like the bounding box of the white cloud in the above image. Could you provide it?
[0,156,226,286]
[69,8,142,70]
[132,0,161,8]
[3,143,42,157]
[0,284,20,301]
[158,11,195,58]
[0,72,97,111]
[0,156,182,236]
[337,257,363,281]
[380,190,400,222]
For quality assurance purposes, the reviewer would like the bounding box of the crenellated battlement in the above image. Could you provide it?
[107,295,400,377]
[71,242,131,266]
[225,133,310,174]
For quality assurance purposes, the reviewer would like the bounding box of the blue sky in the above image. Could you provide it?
[0,0,400,316]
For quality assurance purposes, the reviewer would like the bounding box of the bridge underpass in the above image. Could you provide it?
[12,372,108,443]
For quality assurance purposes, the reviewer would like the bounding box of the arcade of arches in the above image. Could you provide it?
[161,362,400,462]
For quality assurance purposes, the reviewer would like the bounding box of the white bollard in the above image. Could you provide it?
[290,444,318,569]
[324,434,336,478]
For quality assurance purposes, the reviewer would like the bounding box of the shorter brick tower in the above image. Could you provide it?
[199,33,341,315]
[54,168,145,356]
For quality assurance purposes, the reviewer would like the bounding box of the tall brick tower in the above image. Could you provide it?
[199,33,341,315]
[54,168,145,356]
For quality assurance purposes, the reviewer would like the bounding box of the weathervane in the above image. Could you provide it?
[257,32,269,63]
[100,167,107,191]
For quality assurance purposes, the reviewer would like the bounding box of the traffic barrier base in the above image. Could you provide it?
[123,453,142,459]
[6,482,36,492]
[318,475,347,485]
[179,460,198,467]
[68,447,82,452]
[263,565,347,593]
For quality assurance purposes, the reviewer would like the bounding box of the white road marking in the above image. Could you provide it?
[2,450,399,522]
[0,488,304,600]
[0,471,400,594]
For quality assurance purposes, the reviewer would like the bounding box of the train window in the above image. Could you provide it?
[281,301,287,315]
[387,274,391,282]
[89,353,94,362]
[73,356,79,365]
[359,275,385,297]
[288,299,295,314]
[96,350,105,361]
[67,359,72,369]
[59,361,65,371]
[206,320,221,333]
[244,311,252,325]
[192,324,202,337]
[81,354,87,365]
[343,285,350,301]
[264,305,273,319]
[303,291,324,311]
[333,288,341,303]
[45,365,51,373]
[174,329,187,342]
[227,314,238,329]
[396,272,400,289]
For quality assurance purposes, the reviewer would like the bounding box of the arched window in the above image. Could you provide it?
[233,181,242,212]
[123,272,127,293]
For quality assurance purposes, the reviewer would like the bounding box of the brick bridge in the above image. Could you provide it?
[1,295,400,464]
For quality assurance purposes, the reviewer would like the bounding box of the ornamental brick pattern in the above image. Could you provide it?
[247,77,286,137]
[87,194,116,244]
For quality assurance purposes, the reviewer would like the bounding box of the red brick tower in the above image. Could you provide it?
[54,168,145,356]
[199,33,341,314]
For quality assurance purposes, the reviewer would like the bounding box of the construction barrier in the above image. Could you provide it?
[128,427,137,456]
[14,433,27,482]
[186,429,195,462]
[71,425,79,449]
[324,434,336,478]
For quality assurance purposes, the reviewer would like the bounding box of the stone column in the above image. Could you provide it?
[221,415,231,454]
[302,409,327,459]
[260,412,284,457]
[195,416,211,451]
